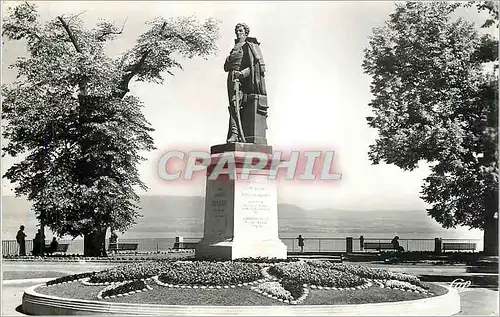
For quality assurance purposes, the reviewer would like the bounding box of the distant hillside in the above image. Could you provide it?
[1,195,482,240]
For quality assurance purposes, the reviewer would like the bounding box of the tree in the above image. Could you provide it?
[2,2,220,256]
[362,2,498,255]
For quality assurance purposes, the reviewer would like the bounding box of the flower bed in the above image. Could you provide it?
[99,280,152,299]
[89,260,173,283]
[46,272,96,286]
[309,262,424,287]
[158,261,262,286]
[234,257,300,264]
[252,281,296,302]
[269,261,365,289]
[375,279,431,294]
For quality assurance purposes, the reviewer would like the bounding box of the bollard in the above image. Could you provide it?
[434,237,442,254]
[175,236,184,249]
[346,237,353,253]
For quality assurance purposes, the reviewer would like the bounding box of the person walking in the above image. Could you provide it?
[16,225,27,256]
[297,235,305,253]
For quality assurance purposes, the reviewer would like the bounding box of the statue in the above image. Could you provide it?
[224,23,268,144]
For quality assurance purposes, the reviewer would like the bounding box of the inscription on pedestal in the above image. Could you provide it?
[236,178,277,237]
[205,182,233,238]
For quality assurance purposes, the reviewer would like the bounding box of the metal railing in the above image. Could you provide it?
[2,237,483,256]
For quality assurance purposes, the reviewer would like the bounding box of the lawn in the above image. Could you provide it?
[3,271,65,280]
[35,280,447,306]
[34,259,447,306]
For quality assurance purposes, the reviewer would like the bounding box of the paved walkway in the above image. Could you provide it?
[2,261,498,316]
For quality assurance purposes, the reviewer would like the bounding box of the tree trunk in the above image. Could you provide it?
[483,189,498,256]
[84,227,108,257]
[483,213,498,255]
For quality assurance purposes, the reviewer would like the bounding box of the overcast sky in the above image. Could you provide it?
[1,1,492,213]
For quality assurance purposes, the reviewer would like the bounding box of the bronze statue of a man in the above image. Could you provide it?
[224,23,267,143]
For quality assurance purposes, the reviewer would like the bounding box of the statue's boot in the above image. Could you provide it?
[226,107,239,143]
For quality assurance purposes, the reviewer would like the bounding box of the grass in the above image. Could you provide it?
[3,271,65,280]
[36,282,103,300]
[35,281,447,306]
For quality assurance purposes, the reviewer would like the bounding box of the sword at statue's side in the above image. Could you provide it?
[232,79,246,143]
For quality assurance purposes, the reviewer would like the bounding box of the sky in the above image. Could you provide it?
[1,1,493,213]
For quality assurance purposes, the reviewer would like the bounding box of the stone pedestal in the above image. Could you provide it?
[195,143,287,260]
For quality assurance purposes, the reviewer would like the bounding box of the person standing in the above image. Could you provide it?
[297,235,305,253]
[32,229,45,256]
[109,230,118,254]
[16,225,27,256]
[50,237,59,253]
[359,235,365,251]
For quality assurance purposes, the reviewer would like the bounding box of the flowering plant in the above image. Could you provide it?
[100,280,149,298]
[253,281,294,301]
[269,261,364,288]
[382,279,428,293]
[158,261,261,286]
[46,272,96,286]
[89,260,172,283]
[311,262,423,287]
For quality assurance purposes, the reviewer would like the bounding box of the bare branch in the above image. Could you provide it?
[120,17,128,33]
[96,18,127,41]
[57,16,82,53]
[67,10,87,23]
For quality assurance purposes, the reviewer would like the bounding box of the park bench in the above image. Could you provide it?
[108,243,139,253]
[363,242,396,251]
[173,242,198,250]
[44,243,69,255]
[442,242,476,252]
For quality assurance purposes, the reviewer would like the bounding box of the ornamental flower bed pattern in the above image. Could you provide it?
[46,272,96,286]
[378,279,430,294]
[89,260,173,283]
[158,261,262,286]
[269,261,365,288]
[100,280,152,299]
[252,281,294,301]
[309,262,424,287]
[45,258,432,305]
